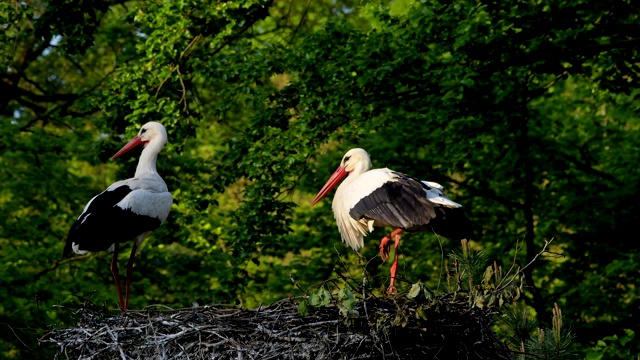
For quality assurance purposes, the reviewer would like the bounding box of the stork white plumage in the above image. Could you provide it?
[312,148,472,292]
[63,122,172,311]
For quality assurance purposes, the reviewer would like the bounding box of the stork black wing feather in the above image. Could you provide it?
[63,185,162,257]
[349,179,436,231]
[349,175,473,239]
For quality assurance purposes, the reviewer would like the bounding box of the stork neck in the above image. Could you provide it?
[348,159,371,178]
[135,140,163,177]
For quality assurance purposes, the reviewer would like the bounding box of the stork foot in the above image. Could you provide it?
[379,236,392,262]
[379,228,404,262]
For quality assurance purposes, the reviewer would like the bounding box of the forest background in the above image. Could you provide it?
[1,0,639,358]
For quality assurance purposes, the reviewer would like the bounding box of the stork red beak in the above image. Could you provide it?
[111,136,143,159]
[311,166,348,206]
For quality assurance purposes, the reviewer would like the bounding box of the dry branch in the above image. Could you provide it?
[41,295,512,359]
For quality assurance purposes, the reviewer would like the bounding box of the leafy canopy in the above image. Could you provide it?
[1,0,639,358]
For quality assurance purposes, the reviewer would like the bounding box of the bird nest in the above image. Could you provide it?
[40,293,512,359]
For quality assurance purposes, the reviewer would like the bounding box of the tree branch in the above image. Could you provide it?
[34,254,91,280]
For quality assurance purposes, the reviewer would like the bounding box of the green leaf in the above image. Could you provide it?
[407,283,421,299]
[319,288,332,306]
[308,293,320,306]
[585,353,603,360]
[483,266,493,284]
[415,306,427,320]
[297,300,309,317]
[343,297,356,312]
[619,329,634,346]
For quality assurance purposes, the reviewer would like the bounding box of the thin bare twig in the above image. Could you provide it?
[287,0,312,45]
[495,238,555,292]
[34,254,91,279]
[544,71,569,90]
[494,237,522,290]
[289,273,306,295]
[176,65,188,112]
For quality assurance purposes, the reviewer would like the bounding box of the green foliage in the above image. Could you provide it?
[1,0,640,358]
[500,302,539,352]
[449,240,490,291]
[498,302,578,359]
[298,240,526,329]
[337,287,357,318]
[447,240,525,309]
[585,329,638,360]
[407,281,434,302]
[297,284,355,318]
[524,304,577,359]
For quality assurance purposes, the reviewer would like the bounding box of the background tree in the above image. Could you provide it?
[1,0,639,358]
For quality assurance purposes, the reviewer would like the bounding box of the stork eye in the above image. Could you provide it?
[140,128,147,135]
[343,156,351,163]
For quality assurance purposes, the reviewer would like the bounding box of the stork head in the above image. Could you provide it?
[311,148,372,205]
[112,122,168,159]
[340,148,371,173]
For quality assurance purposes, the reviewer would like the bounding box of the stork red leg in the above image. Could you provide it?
[379,228,404,261]
[110,242,125,311]
[387,233,402,293]
[124,243,139,311]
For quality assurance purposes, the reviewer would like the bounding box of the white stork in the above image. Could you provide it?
[311,148,472,292]
[63,122,173,311]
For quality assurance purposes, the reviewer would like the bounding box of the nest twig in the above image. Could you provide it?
[40,295,512,359]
